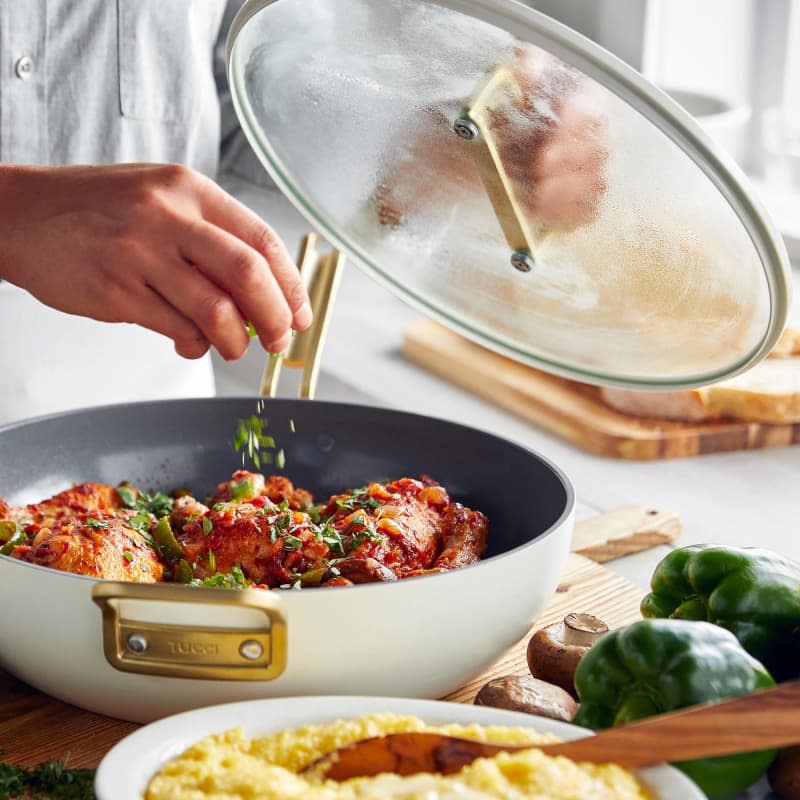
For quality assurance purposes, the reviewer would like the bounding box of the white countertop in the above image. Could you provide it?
[215,177,799,800]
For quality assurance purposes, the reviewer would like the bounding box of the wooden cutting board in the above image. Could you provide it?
[0,506,680,769]
[404,320,800,460]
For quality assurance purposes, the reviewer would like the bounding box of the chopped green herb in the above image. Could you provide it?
[128,512,152,535]
[123,552,133,563]
[282,533,303,552]
[201,517,213,535]
[85,518,109,530]
[351,528,382,548]
[307,503,325,524]
[275,449,286,470]
[246,321,258,338]
[198,565,249,589]
[289,419,296,433]
[232,415,278,470]
[317,523,346,556]
[334,487,381,513]
[116,485,174,518]
[0,758,95,800]
[207,550,216,573]
[230,477,255,501]
[115,484,137,508]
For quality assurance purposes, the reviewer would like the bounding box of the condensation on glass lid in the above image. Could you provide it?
[230,0,773,385]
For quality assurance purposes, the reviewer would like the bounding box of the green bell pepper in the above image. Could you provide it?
[641,544,800,681]
[152,516,185,562]
[573,618,775,799]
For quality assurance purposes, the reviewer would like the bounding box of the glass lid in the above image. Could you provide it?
[227,0,791,389]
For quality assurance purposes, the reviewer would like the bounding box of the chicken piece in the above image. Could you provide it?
[320,478,452,577]
[13,513,163,582]
[25,482,128,527]
[209,470,312,510]
[434,503,489,569]
[177,498,328,587]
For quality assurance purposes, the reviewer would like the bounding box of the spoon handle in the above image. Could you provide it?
[544,681,800,767]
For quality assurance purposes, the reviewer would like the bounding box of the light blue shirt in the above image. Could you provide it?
[0,0,245,174]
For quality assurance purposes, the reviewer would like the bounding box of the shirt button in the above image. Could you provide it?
[14,55,33,80]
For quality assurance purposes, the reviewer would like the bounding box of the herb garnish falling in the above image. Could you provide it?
[232,401,294,471]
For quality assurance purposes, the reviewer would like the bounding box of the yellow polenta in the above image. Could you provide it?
[145,712,652,800]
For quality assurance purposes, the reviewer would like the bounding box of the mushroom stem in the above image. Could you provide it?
[562,613,609,647]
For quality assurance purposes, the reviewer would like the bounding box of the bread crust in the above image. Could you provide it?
[599,331,800,424]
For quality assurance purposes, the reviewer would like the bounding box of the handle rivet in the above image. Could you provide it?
[239,639,264,661]
[454,116,479,140]
[126,633,149,654]
[511,249,534,272]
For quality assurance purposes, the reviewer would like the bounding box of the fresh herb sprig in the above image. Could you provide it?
[0,759,95,800]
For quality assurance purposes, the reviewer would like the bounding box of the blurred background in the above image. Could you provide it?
[527,0,800,260]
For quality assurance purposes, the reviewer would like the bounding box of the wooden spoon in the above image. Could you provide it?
[308,681,800,781]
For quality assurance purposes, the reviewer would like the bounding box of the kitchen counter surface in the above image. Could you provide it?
[214,177,799,800]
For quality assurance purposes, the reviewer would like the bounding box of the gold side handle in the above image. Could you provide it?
[457,65,537,273]
[261,233,345,399]
[91,582,287,681]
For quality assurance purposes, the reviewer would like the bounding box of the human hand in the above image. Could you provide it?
[375,47,608,234]
[0,163,311,360]
[493,45,608,230]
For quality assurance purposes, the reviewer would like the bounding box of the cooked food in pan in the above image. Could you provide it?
[144,713,650,800]
[0,472,489,589]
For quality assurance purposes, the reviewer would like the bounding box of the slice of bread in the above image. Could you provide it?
[599,330,800,424]
[707,359,800,423]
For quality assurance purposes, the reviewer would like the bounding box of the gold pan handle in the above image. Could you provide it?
[91,582,287,681]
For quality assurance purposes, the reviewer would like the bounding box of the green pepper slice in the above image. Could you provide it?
[152,516,184,561]
[0,528,26,555]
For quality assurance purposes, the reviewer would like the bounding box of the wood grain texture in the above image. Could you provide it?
[404,320,800,460]
[0,522,654,768]
[441,552,645,704]
[570,505,682,563]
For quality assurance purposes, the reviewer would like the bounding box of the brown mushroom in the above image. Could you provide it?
[526,613,609,699]
[474,674,578,722]
[770,745,800,799]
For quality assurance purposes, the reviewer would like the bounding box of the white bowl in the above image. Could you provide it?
[95,695,706,800]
